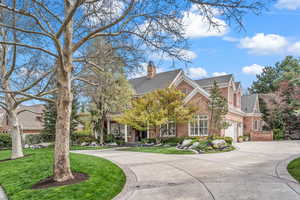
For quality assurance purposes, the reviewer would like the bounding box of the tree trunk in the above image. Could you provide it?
[54,66,74,182]
[99,118,105,145]
[3,82,24,159]
[53,0,74,182]
[8,107,23,159]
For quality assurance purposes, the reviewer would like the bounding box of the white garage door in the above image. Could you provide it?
[225,122,238,142]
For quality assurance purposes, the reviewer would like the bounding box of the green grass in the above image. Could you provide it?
[0,148,125,200]
[287,157,300,183]
[119,146,195,154]
[203,146,235,154]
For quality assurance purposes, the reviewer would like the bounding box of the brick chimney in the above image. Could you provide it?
[147,61,156,79]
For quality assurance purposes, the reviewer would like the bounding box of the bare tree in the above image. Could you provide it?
[0,0,55,159]
[0,0,268,182]
[81,38,133,145]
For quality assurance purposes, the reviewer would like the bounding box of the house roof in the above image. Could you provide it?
[241,94,258,113]
[195,74,233,88]
[235,82,241,89]
[17,104,45,130]
[129,69,181,95]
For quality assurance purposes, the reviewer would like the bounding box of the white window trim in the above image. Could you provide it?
[160,122,176,137]
[188,115,209,137]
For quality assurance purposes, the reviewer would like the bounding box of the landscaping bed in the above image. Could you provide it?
[119,146,195,154]
[0,148,125,200]
[121,136,235,154]
[287,157,300,183]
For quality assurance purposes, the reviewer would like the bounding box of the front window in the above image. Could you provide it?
[160,122,176,137]
[189,115,208,136]
[253,120,262,131]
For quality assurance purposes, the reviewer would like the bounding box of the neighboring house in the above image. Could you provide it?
[107,62,273,142]
[0,104,44,135]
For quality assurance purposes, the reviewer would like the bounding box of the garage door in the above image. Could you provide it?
[225,122,237,142]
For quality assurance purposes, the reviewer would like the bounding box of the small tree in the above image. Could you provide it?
[116,88,196,141]
[208,81,229,135]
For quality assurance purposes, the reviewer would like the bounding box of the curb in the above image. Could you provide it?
[275,154,300,196]
[0,185,8,200]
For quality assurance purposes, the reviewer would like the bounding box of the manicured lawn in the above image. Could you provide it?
[204,146,235,154]
[287,157,300,183]
[119,146,195,154]
[0,148,125,200]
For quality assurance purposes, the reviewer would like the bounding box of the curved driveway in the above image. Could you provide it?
[75,141,300,200]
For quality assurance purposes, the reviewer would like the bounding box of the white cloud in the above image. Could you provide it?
[239,33,288,55]
[178,49,198,60]
[275,0,300,10]
[84,1,124,27]
[242,64,264,75]
[186,67,208,79]
[222,36,239,42]
[212,72,227,77]
[151,49,197,61]
[288,41,300,55]
[182,6,228,38]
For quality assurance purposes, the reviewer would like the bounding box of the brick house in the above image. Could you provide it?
[108,62,273,142]
[0,104,44,135]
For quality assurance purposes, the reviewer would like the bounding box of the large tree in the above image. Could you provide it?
[0,0,268,182]
[250,56,300,135]
[116,88,196,140]
[208,81,228,135]
[0,0,54,159]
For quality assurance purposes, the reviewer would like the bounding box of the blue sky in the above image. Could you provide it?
[139,0,300,90]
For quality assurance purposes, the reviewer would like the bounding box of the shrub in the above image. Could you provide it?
[24,134,44,145]
[224,137,233,145]
[161,137,184,146]
[74,130,92,135]
[0,133,11,148]
[71,132,96,145]
[273,128,284,140]
[141,138,156,144]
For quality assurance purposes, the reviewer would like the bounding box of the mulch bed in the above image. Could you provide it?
[32,172,89,189]
[0,154,32,163]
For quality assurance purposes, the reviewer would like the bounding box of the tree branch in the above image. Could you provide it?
[72,0,135,52]
[0,41,58,57]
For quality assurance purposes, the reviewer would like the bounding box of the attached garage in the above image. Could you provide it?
[224,121,243,142]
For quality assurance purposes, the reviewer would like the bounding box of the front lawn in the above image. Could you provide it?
[119,146,195,154]
[287,157,300,183]
[0,148,125,200]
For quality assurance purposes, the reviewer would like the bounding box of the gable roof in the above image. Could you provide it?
[195,74,233,88]
[235,82,241,89]
[241,94,258,113]
[129,69,182,95]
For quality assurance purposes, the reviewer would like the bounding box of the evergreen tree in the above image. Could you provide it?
[42,94,79,141]
[208,81,229,135]
[41,96,57,142]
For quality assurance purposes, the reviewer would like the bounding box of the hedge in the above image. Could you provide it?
[0,133,11,148]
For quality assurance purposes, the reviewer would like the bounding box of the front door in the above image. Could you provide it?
[136,130,147,142]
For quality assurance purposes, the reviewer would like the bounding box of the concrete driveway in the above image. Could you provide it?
[75,141,300,200]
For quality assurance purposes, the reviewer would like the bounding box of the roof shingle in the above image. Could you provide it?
[129,69,181,95]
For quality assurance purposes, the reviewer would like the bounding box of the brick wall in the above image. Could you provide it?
[250,131,273,141]
[176,80,194,95]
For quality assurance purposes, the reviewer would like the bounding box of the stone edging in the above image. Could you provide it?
[275,154,300,196]
[0,185,8,200]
